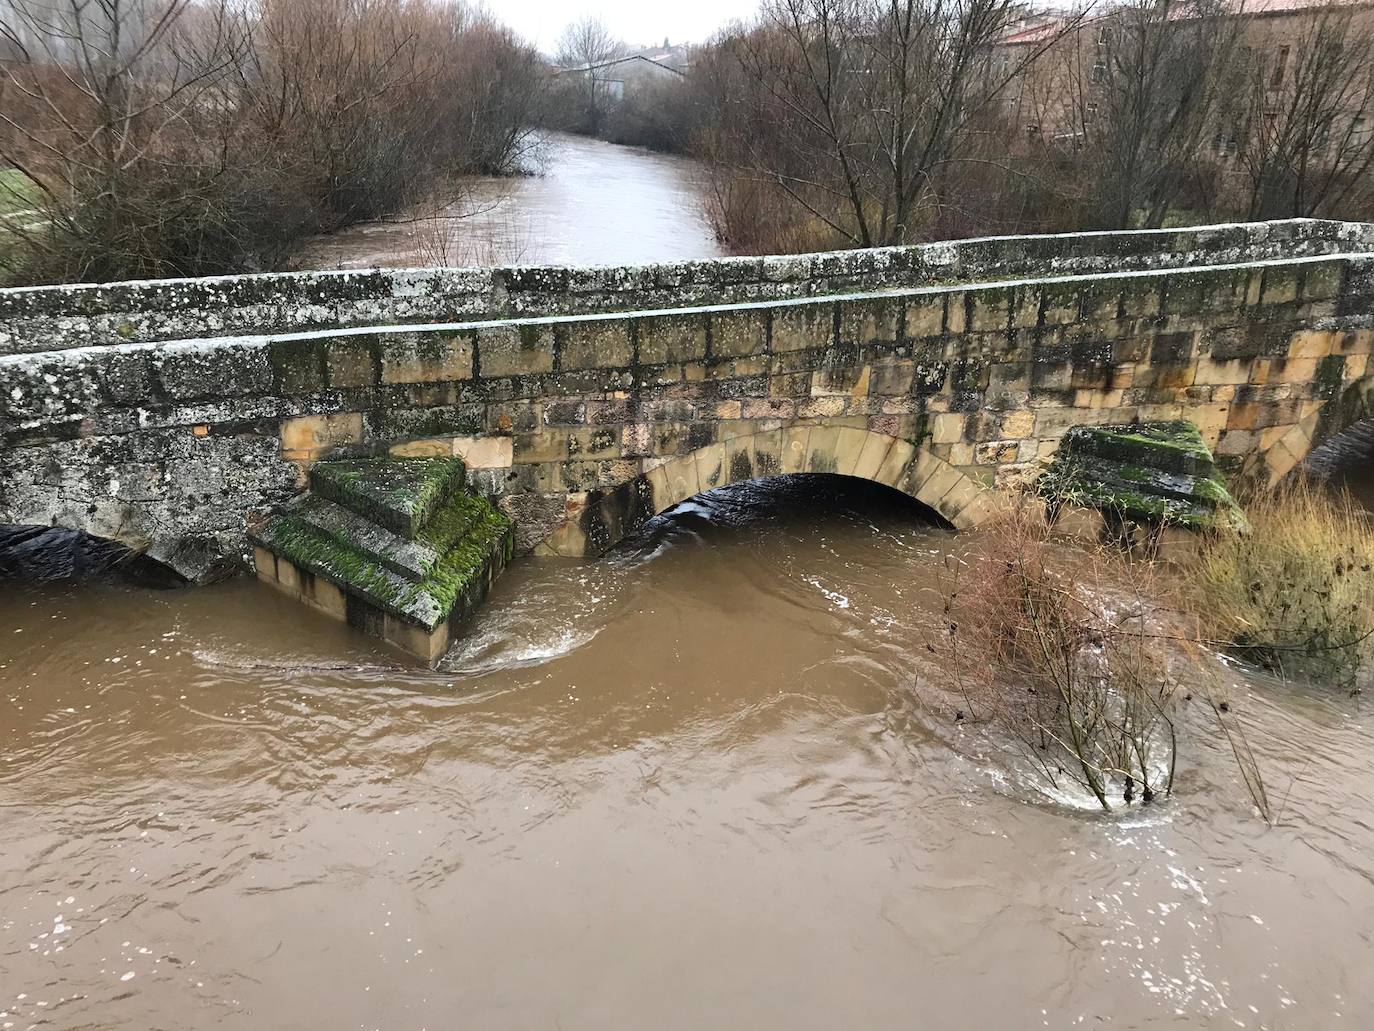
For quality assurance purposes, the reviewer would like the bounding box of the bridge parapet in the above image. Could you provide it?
[2,221,1373,580]
[2,219,1370,356]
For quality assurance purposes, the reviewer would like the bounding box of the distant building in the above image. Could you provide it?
[556,50,688,105]
[987,0,1374,157]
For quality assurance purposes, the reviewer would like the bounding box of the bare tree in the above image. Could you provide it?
[1235,9,1374,219]
[1077,0,1245,229]
[696,0,1084,249]
[554,15,627,134]
[0,0,258,280]
[0,0,546,283]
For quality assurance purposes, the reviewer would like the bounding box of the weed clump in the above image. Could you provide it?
[1193,481,1374,695]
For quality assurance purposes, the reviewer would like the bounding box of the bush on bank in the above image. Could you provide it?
[939,478,1372,817]
[1193,482,1374,695]
[0,0,546,285]
[939,504,1181,811]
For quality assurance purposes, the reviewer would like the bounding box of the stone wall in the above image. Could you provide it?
[3,224,1373,580]
[3,219,1371,355]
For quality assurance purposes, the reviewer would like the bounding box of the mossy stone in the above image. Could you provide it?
[1040,421,1245,532]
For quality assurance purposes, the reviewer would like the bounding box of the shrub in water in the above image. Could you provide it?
[940,505,1180,810]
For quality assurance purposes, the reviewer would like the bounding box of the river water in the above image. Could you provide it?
[3,475,1372,1029]
[300,134,722,269]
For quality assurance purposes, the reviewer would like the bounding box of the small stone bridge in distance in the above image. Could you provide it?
[3,218,1374,585]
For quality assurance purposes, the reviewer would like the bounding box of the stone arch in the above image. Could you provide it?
[1249,377,1374,485]
[534,423,998,558]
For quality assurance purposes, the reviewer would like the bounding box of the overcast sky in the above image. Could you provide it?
[495,0,754,52]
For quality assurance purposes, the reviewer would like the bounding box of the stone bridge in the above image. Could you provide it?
[3,218,1374,582]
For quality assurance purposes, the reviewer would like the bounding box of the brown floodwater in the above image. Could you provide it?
[299,133,722,270]
[2,475,1372,1029]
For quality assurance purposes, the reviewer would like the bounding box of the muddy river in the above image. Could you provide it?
[3,475,1372,1029]
[300,134,722,270]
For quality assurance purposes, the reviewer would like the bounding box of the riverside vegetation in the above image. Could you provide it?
[0,0,545,284]
[934,479,1372,819]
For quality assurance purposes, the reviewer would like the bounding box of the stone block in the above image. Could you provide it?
[779,424,811,474]
[155,341,271,400]
[270,337,328,394]
[389,438,454,458]
[1301,262,1345,301]
[1194,356,1252,386]
[1119,282,1161,318]
[1287,329,1338,359]
[452,435,514,469]
[905,297,945,338]
[1261,266,1300,305]
[559,319,632,371]
[1266,357,1319,384]
[869,360,915,396]
[931,412,966,444]
[853,431,895,481]
[380,331,473,384]
[710,311,768,358]
[839,297,901,345]
[638,313,707,365]
[874,439,916,488]
[810,363,871,398]
[476,324,554,378]
[280,411,364,458]
[771,304,835,353]
[98,350,156,405]
[973,439,1019,465]
[327,335,378,388]
[694,440,731,492]
[1000,409,1035,438]
[969,287,1011,332]
[752,428,785,481]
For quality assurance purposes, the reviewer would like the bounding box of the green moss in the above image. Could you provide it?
[401,503,513,619]
[309,456,465,538]
[1041,420,1243,531]
[252,515,406,609]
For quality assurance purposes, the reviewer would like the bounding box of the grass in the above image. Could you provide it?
[1192,480,1374,694]
[0,168,41,217]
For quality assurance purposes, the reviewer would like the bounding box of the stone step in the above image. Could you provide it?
[291,495,441,583]
[1040,421,1245,531]
[251,458,515,666]
[308,456,466,540]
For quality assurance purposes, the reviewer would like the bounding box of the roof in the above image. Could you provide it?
[556,54,686,77]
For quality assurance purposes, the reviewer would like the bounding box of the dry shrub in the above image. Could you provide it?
[1193,480,1374,694]
[0,0,544,284]
[941,504,1180,810]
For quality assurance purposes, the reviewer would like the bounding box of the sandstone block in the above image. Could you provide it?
[559,320,632,371]
[280,411,364,457]
[638,313,707,365]
[380,332,473,384]
[477,325,554,378]
[709,311,768,358]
